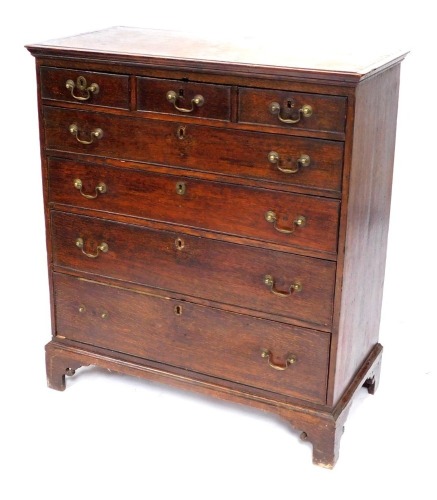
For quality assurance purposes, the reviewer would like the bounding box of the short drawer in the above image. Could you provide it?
[40,67,130,109]
[137,77,231,121]
[48,158,340,255]
[44,107,344,195]
[239,88,346,134]
[51,212,336,330]
[54,273,329,404]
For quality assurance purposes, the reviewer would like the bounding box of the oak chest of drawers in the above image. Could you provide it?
[27,27,406,467]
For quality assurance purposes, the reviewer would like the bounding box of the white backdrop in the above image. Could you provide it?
[1,1,435,498]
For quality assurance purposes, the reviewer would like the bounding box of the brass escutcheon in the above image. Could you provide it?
[175,237,185,250]
[176,181,186,195]
[176,125,187,140]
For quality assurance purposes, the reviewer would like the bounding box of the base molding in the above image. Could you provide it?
[46,340,382,468]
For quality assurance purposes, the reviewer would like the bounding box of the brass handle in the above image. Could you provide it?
[265,211,306,234]
[74,179,106,199]
[268,151,311,174]
[264,275,302,296]
[69,124,103,145]
[261,349,297,371]
[166,90,205,113]
[75,237,108,258]
[269,102,312,124]
[65,76,99,101]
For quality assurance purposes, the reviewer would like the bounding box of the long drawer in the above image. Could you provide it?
[43,106,344,196]
[51,211,336,330]
[48,157,340,255]
[54,272,330,403]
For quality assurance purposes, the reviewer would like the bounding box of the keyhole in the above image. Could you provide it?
[174,305,183,315]
[175,237,185,250]
[177,125,186,140]
[179,88,184,97]
[287,100,293,108]
[176,181,186,195]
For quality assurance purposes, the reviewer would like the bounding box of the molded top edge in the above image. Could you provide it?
[26,26,408,83]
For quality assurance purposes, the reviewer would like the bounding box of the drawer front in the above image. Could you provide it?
[51,212,336,330]
[49,158,340,255]
[40,67,130,109]
[137,77,231,121]
[54,273,329,404]
[239,88,346,134]
[44,107,344,195]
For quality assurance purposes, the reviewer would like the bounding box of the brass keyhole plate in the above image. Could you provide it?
[176,181,186,195]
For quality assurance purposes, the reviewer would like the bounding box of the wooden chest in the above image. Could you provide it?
[27,27,406,467]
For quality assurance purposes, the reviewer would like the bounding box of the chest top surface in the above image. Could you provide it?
[27,26,407,83]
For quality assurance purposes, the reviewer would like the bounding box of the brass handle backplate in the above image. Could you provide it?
[264,275,302,296]
[268,151,311,174]
[166,90,204,113]
[269,101,312,124]
[69,124,103,145]
[261,349,297,371]
[265,211,306,234]
[74,178,106,199]
[75,237,108,258]
[66,76,99,101]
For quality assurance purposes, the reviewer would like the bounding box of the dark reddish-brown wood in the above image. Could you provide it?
[51,211,336,330]
[137,76,231,120]
[238,88,347,133]
[328,64,401,404]
[54,273,330,403]
[40,66,130,109]
[43,107,344,195]
[48,157,340,256]
[27,27,406,468]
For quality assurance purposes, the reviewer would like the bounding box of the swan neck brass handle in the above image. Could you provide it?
[69,124,103,145]
[65,76,99,101]
[265,211,306,234]
[264,275,302,296]
[74,179,106,199]
[75,237,108,258]
[166,90,205,113]
[261,349,297,371]
[268,151,311,174]
[269,102,312,124]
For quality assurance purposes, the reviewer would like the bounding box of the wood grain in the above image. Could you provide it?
[51,211,336,330]
[27,28,406,467]
[137,76,231,121]
[329,64,401,404]
[40,66,130,109]
[239,88,346,133]
[54,272,330,403]
[43,106,344,192]
[48,157,340,256]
